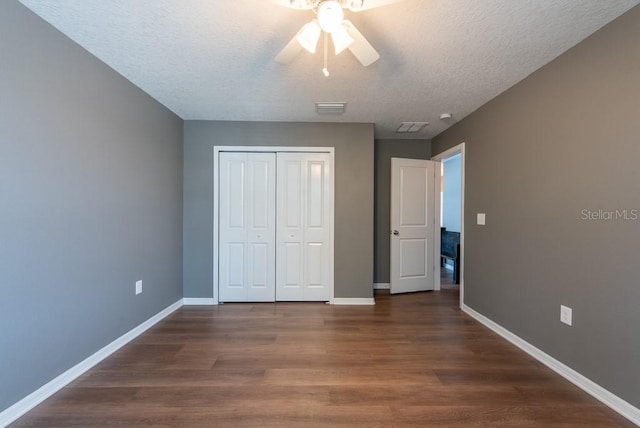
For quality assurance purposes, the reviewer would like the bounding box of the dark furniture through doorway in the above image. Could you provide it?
[441,228,460,284]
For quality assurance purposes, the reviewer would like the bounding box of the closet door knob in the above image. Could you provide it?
[392,230,399,236]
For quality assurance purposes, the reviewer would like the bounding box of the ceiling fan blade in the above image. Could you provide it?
[275,36,304,64]
[270,0,314,9]
[347,0,403,12]
[343,20,380,66]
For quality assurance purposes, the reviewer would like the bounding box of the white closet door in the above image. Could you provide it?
[276,153,332,301]
[219,152,276,302]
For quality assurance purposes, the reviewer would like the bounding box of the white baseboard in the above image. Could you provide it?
[183,297,216,305]
[0,300,183,427]
[373,283,390,290]
[462,304,640,426]
[332,297,375,305]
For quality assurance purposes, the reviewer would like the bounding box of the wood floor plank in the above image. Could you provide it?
[389,404,626,427]
[10,286,634,427]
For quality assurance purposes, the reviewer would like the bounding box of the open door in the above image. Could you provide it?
[390,157,438,294]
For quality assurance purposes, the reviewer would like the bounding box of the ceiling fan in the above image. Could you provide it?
[274,0,401,71]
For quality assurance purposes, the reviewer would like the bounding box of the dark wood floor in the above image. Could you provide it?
[12,277,633,427]
[440,265,457,289]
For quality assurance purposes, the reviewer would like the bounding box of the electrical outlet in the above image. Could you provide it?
[560,305,572,326]
[135,280,142,295]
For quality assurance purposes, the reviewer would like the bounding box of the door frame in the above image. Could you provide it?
[213,146,335,305]
[431,142,466,309]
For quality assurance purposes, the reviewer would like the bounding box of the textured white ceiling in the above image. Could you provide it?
[18,0,640,139]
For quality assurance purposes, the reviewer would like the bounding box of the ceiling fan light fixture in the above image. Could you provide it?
[317,0,345,33]
[331,25,355,54]
[296,20,321,53]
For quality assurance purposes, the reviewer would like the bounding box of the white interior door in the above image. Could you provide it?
[219,152,276,302]
[390,157,437,294]
[276,153,332,301]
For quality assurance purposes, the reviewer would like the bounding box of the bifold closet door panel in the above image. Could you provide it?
[219,152,276,302]
[276,153,332,301]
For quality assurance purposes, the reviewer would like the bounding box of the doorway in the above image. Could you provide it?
[432,143,465,308]
[213,147,335,304]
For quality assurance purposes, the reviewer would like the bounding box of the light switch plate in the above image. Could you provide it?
[135,280,142,295]
[477,213,486,225]
[560,305,572,326]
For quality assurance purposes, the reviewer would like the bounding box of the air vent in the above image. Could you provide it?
[396,122,429,133]
[316,102,347,115]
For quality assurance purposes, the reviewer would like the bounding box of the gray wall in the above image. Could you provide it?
[432,6,640,408]
[442,155,462,233]
[184,121,374,299]
[374,139,431,284]
[0,1,183,412]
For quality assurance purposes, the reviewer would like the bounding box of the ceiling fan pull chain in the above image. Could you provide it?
[322,31,330,77]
